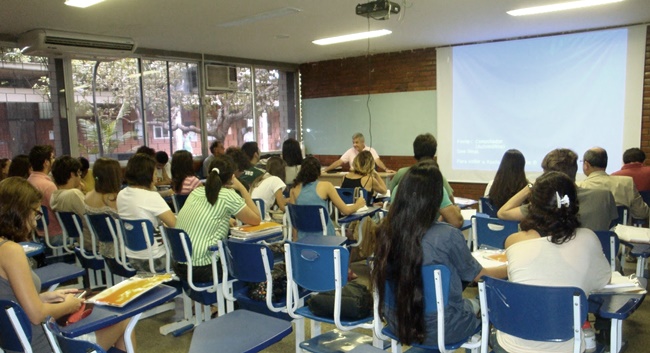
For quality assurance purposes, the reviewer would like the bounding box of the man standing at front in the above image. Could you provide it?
[27,145,63,245]
[323,132,393,173]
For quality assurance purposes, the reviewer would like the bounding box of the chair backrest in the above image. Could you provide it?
[222,240,274,283]
[471,216,519,251]
[55,211,83,240]
[252,198,266,218]
[336,188,371,206]
[163,226,192,265]
[284,242,349,292]
[0,299,33,353]
[594,230,621,272]
[479,276,586,352]
[478,197,498,218]
[286,204,331,236]
[379,265,455,352]
[172,194,189,214]
[617,205,629,226]
[120,218,167,273]
[45,319,106,353]
[384,264,450,314]
[85,213,135,276]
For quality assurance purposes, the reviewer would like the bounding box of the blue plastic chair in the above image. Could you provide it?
[120,218,170,274]
[0,299,39,353]
[594,230,621,272]
[45,318,106,353]
[218,239,308,353]
[478,197,498,218]
[373,265,482,353]
[85,213,137,281]
[34,205,66,256]
[286,204,333,239]
[470,216,519,251]
[172,193,189,214]
[284,242,381,351]
[252,198,266,218]
[56,211,105,288]
[478,276,587,353]
[162,226,228,325]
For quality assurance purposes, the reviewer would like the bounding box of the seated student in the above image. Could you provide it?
[239,142,265,187]
[8,154,31,178]
[117,153,176,272]
[250,156,288,220]
[175,155,260,282]
[202,140,225,177]
[0,158,9,181]
[0,177,133,353]
[27,145,63,245]
[612,147,650,192]
[493,171,610,353]
[498,148,617,232]
[49,156,95,253]
[485,149,529,210]
[341,150,387,197]
[154,151,172,186]
[85,157,122,259]
[289,156,365,240]
[372,162,507,347]
[171,150,201,195]
[282,138,303,185]
[226,147,254,190]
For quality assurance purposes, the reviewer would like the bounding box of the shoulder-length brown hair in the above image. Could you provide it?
[0,177,42,242]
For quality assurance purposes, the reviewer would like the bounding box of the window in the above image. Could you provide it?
[153,126,170,139]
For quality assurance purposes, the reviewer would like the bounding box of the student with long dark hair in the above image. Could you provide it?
[372,161,506,347]
[494,171,610,353]
[171,150,201,195]
[485,149,529,209]
[282,138,303,185]
[175,155,260,282]
[289,156,365,240]
[7,154,31,178]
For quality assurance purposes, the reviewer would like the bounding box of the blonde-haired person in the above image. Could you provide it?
[341,150,387,197]
[250,156,288,221]
[0,177,132,352]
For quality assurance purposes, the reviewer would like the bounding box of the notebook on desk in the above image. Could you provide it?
[613,224,650,243]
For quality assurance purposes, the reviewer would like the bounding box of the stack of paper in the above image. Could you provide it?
[613,224,650,243]
[592,272,646,294]
[230,222,283,239]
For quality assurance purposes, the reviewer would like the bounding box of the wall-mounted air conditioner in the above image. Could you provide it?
[18,29,136,59]
[204,64,238,92]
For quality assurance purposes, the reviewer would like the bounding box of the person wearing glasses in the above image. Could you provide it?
[0,177,133,352]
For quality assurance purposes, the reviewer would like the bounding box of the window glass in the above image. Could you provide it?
[254,68,296,152]
[0,48,63,157]
[72,58,143,162]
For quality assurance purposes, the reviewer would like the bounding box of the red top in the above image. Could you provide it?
[611,163,650,192]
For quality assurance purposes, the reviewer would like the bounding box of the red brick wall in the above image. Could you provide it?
[300,26,650,201]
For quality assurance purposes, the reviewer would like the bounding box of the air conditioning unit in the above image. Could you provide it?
[17,29,136,59]
[204,64,238,92]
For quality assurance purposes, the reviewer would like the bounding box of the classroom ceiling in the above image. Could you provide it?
[1,0,649,65]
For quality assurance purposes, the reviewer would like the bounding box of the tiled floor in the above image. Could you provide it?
[135,260,650,353]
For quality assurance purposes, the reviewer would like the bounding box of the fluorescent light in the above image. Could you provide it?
[65,0,105,8]
[312,29,392,46]
[218,7,301,27]
[507,0,624,16]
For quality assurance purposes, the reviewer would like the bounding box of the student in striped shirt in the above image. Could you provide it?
[171,150,201,195]
[174,155,261,282]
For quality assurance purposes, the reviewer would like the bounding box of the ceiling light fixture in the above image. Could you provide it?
[64,0,105,8]
[507,0,624,16]
[218,7,301,27]
[312,29,392,46]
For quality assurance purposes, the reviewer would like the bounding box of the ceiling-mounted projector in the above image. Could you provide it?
[356,0,401,20]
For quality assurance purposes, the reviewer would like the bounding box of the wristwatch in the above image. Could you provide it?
[527,183,533,191]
